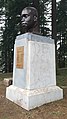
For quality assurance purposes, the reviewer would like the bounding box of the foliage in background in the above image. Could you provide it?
[57,0,67,68]
[39,0,51,36]
[0,0,67,72]
[0,0,51,73]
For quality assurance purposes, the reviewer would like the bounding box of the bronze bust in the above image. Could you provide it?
[21,7,39,34]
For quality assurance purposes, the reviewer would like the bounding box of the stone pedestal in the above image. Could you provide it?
[6,33,63,110]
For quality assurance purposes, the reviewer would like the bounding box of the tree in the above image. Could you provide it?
[57,0,67,68]
[52,0,57,72]
[52,0,56,39]
[0,0,5,72]
[39,0,51,36]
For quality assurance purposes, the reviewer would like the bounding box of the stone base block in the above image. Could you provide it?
[6,85,63,110]
[4,78,13,86]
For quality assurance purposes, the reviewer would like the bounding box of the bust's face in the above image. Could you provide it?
[21,8,35,29]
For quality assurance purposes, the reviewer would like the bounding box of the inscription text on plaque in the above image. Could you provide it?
[16,46,24,68]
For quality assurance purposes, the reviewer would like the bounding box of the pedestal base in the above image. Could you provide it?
[6,85,63,110]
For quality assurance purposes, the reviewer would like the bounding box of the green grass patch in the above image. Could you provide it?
[57,68,67,86]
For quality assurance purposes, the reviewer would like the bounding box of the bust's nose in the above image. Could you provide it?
[21,17,25,22]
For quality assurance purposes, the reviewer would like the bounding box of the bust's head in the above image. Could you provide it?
[21,7,39,33]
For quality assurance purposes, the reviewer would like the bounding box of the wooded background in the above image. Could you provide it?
[0,0,67,73]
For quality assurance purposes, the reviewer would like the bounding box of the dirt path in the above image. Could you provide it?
[0,81,67,119]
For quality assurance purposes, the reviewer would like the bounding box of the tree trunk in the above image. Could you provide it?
[52,0,57,73]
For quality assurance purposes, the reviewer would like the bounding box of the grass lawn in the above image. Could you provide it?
[57,68,67,86]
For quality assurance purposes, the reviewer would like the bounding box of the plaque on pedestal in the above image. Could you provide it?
[16,46,24,69]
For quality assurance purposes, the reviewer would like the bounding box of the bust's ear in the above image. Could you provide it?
[34,16,37,21]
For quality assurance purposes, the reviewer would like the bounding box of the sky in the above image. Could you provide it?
[56,0,61,2]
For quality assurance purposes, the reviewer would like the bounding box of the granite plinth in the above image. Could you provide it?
[6,33,63,110]
[13,33,56,89]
